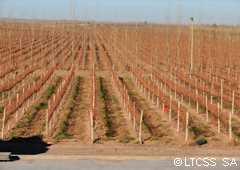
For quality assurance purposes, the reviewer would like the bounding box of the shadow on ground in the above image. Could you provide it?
[0,135,50,156]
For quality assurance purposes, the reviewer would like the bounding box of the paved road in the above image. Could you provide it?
[0,158,239,170]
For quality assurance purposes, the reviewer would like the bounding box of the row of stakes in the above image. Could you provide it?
[0,72,54,140]
[164,68,234,140]
[1,71,233,142]
[134,70,233,142]
[90,71,145,144]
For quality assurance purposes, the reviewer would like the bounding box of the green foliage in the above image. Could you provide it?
[199,105,206,113]
[65,106,73,112]
[118,136,134,143]
[68,99,75,105]
[32,101,47,111]
[71,76,80,100]
[9,132,18,139]
[59,121,69,133]
[142,116,151,134]
[232,128,240,138]
[56,77,81,140]
[14,82,58,132]
[59,113,71,133]
[118,129,134,143]
[44,85,55,100]
[55,133,72,140]
[0,106,4,113]
[223,102,232,110]
[97,77,116,137]
[120,129,129,136]
[149,136,160,141]
[196,136,207,141]
[97,77,105,103]
[80,106,86,109]
[128,91,134,96]
[211,138,219,141]
[122,78,155,137]
[16,120,27,129]
[33,76,40,81]
[189,127,207,139]
[78,135,85,140]
[103,136,114,141]
[54,76,61,83]
[165,140,170,143]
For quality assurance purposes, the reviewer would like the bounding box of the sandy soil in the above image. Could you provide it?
[45,141,240,157]
[1,139,240,157]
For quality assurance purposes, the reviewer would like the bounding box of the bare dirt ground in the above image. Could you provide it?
[44,141,240,157]
[2,139,240,157]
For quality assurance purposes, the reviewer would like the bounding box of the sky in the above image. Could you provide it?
[0,0,240,25]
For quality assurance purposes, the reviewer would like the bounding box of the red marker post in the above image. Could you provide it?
[213,117,215,126]
[164,106,168,114]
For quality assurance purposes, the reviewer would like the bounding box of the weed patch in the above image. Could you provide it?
[97,77,116,137]
[55,76,81,140]
[12,76,60,136]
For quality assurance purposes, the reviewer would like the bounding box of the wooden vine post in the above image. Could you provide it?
[1,80,3,101]
[189,85,191,108]
[206,96,208,122]
[157,85,159,107]
[177,102,180,132]
[23,88,25,98]
[16,109,18,121]
[161,72,163,88]
[169,95,172,122]
[210,68,212,79]
[232,91,234,115]
[229,112,232,140]
[133,114,136,131]
[162,103,165,114]
[221,79,223,109]
[148,81,150,100]
[48,100,50,110]
[211,84,213,104]
[169,81,172,96]
[190,17,193,69]
[175,78,177,99]
[46,109,49,135]
[90,111,94,143]
[186,111,189,142]
[49,119,52,137]
[133,102,136,131]
[139,110,143,144]
[218,103,220,133]
[164,76,166,92]
[152,93,154,104]
[1,108,6,140]
[196,89,199,115]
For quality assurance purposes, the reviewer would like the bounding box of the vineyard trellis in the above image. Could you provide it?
[0,19,238,145]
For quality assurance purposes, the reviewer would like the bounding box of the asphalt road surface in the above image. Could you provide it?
[0,159,239,170]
